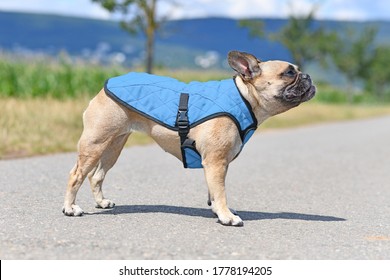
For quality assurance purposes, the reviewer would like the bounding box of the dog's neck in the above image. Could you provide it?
[234,76,270,125]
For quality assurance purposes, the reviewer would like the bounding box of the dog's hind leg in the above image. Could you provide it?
[63,131,118,216]
[63,89,130,216]
[88,133,130,209]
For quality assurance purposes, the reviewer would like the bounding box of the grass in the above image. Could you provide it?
[262,102,390,129]
[1,97,85,158]
[1,56,390,159]
[0,97,153,159]
[2,97,390,159]
[0,56,231,99]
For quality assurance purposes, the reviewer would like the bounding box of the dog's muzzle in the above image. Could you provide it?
[281,73,316,104]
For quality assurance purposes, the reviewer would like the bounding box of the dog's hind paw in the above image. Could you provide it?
[62,204,84,216]
[95,199,115,209]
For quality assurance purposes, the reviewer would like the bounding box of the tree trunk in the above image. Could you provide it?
[346,78,355,103]
[146,28,154,74]
[145,0,156,74]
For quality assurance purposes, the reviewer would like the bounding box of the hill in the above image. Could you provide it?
[1,11,390,69]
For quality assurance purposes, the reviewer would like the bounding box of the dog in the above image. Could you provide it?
[62,50,316,226]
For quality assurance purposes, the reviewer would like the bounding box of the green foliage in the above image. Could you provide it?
[328,26,378,103]
[92,0,121,11]
[1,54,389,104]
[272,11,337,70]
[314,83,378,104]
[0,57,124,99]
[239,8,338,71]
[331,27,377,80]
[0,55,232,99]
[365,45,390,101]
[238,19,264,38]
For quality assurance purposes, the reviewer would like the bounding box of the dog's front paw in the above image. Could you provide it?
[211,204,243,226]
[95,199,115,209]
[213,208,243,227]
[62,204,84,216]
[212,207,238,217]
[218,213,244,227]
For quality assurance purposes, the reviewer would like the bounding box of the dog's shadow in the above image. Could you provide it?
[89,204,346,222]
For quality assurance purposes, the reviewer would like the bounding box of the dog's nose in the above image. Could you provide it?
[301,73,312,83]
[301,73,309,79]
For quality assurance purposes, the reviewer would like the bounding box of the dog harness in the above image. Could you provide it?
[104,72,258,168]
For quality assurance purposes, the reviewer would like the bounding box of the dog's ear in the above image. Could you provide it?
[228,51,261,81]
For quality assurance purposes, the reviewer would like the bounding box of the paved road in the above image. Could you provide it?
[1,116,390,259]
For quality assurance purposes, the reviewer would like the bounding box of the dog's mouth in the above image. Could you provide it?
[280,73,316,105]
[301,84,316,102]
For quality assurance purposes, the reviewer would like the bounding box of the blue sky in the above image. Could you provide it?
[0,0,389,21]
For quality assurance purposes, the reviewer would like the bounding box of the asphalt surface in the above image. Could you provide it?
[1,116,390,260]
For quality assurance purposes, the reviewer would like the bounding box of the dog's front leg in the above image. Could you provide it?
[203,161,243,227]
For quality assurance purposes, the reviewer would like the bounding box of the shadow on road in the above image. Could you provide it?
[89,204,346,222]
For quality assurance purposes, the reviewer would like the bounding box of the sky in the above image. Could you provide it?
[0,0,389,21]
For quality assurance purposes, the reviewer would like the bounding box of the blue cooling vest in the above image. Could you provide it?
[104,72,258,168]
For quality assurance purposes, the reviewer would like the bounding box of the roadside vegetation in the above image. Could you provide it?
[1,55,390,159]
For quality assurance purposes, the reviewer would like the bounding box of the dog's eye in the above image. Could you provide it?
[284,69,296,77]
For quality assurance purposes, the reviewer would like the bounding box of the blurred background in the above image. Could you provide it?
[1,0,390,159]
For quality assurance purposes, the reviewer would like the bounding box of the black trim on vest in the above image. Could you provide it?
[104,80,178,131]
[232,77,258,141]
[104,77,259,168]
[104,77,258,143]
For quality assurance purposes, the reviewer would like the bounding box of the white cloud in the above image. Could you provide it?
[315,0,387,21]
[164,0,289,19]
[162,0,327,20]
[171,0,390,21]
[329,9,367,21]
[0,0,110,19]
[0,0,389,21]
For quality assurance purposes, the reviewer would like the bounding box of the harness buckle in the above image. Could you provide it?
[176,93,190,137]
[176,110,189,132]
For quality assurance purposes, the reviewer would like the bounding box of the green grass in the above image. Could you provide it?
[1,57,390,159]
[0,56,232,99]
[0,58,126,98]
[1,55,389,103]
[262,102,390,128]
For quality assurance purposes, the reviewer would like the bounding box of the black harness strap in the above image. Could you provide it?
[176,93,190,144]
[176,93,194,168]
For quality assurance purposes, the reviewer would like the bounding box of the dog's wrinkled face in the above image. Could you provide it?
[228,51,316,117]
[276,65,316,105]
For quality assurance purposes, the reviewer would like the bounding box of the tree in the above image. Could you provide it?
[272,10,337,70]
[331,26,377,102]
[239,8,337,71]
[365,45,390,101]
[238,19,264,39]
[93,0,166,73]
